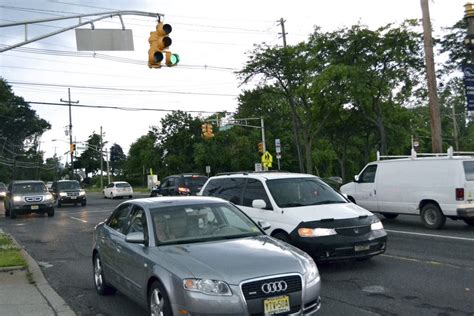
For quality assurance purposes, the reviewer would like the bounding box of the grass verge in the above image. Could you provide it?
[0,233,27,268]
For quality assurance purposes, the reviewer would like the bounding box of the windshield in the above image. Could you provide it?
[183,176,208,188]
[150,203,262,245]
[57,181,80,190]
[13,183,47,194]
[266,177,347,208]
[116,183,131,188]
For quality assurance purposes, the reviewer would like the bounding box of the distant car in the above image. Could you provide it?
[103,181,133,199]
[150,174,208,197]
[3,180,54,219]
[92,196,321,315]
[0,182,6,200]
[46,181,53,190]
[51,180,86,207]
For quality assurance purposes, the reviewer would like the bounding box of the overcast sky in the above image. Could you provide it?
[0,0,467,162]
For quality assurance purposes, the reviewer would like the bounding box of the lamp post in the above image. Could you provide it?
[465,3,474,61]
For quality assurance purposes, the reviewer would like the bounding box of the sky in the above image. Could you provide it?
[0,0,468,163]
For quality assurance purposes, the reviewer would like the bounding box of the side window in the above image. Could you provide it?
[359,165,377,183]
[126,207,149,244]
[107,204,132,234]
[243,179,272,210]
[213,178,246,204]
[168,178,177,187]
[107,183,113,188]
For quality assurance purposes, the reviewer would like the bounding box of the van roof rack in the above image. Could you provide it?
[377,146,474,161]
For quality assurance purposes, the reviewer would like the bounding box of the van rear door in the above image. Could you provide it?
[462,161,474,202]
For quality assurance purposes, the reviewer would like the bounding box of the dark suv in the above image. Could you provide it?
[51,180,86,207]
[150,174,208,197]
[4,180,55,218]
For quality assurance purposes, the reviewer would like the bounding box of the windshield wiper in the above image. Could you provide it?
[280,202,307,207]
[309,200,346,205]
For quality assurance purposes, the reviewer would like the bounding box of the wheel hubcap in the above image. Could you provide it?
[150,288,165,316]
[425,209,437,225]
[94,257,103,289]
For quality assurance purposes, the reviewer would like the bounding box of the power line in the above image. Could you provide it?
[8,81,238,97]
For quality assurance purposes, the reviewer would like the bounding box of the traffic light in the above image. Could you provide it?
[148,22,172,68]
[70,143,76,153]
[165,51,180,67]
[258,142,264,153]
[201,123,214,139]
[201,123,208,137]
[207,124,214,138]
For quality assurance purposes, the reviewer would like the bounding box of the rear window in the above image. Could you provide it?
[463,161,474,181]
[116,183,131,188]
[184,176,208,188]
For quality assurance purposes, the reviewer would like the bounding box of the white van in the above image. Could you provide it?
[340,148,474,229]
[200,172,387,261]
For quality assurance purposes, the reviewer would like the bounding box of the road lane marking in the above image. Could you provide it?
[381,254,474,271]
[70,216,87,223]
[61,209,112,215]
[385,229,474,242]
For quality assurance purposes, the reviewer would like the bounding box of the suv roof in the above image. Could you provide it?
[211,171,316,181]
[11,180,45,184]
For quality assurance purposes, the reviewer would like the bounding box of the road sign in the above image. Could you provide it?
[261,151,273,168]
[255,163,262,172]
[206,165,211,174]
[463,64,474,111]
[275,139,281,154]
[75,29,134,51]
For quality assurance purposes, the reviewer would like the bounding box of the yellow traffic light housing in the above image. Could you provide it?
[148,21,179,68]
[207,124,214,138]
[201,123,214,139]
[70,143,76,153]
[258,142,264,153]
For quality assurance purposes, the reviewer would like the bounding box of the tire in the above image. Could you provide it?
[148,280,172,316]
[10,208,16,219]
[381,212,399,219]
[57,200,62,208]
[93,253,116,295]
[421,203,445,229]
[463,218,474,226]
[110,193,114,200]
[81,200,87,207]
[47,208,55,217]
[272,231,291,244]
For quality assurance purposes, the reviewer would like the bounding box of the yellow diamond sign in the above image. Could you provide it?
[261,151,273,168]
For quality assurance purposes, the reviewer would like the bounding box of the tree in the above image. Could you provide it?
[124,132,160,185]
[76,132,104,176]
[109,143,126,176]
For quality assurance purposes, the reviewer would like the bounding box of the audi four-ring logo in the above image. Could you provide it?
[261,281,288,294]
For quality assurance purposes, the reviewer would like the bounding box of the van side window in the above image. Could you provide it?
[359,165,377,183]
[203,178,245,204]
[243,179,272,210]
[463,161,474,181]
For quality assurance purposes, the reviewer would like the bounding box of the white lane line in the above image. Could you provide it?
[386,229,474,242]
[70,216,88,223]
[62,209,112,215]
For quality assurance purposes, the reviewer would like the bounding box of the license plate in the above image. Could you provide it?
[263,295,290,315]
[70,196,77,199]
[355,244,370,252]
[31,205,39,210]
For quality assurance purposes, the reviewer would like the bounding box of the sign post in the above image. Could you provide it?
[463,64,474,111]
[275,139,281,170]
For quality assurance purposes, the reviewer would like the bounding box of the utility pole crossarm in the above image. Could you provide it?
[0,10,164,53]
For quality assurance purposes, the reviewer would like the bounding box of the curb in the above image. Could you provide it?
[3,230,76,316]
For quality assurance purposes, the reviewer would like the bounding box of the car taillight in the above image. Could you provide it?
[456,188,464,201]
[178,187,191,194]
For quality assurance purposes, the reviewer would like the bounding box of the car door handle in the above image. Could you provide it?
[374,190,376,195]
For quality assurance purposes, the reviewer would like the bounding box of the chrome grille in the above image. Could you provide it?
[25,196,43,202]
[241,275,302,300]
[67,192,80,197]
[336,225,370,236]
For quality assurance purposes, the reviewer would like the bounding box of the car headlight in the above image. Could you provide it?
[298,227,337,237]
[13,196,22,202]
[79,190,86,196]
[371,220,384,231]
[301,252,320,284]
[44,194,53,201]
[59,192,67,197]
[0,192,6,197]
[183,279,232,296]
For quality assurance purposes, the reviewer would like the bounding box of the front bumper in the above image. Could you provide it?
[58,195,86,204]
[12,202,54,213]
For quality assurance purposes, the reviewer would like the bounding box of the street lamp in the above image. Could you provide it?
[464,2,474,60]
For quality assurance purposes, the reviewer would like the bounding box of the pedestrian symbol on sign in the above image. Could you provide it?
[261,151,273,168]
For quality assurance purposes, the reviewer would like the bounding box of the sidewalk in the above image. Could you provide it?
[0,229,75,316]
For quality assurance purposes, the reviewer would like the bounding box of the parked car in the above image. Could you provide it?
[3,180,54,218]
[0,182,6,199]
[103,181,133,199]
[50,180,86,207]
[200,172,387,262]
[150,174,208,197]
[340,147,474,229]
[92,196,321,315]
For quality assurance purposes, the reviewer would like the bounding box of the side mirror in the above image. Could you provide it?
[354,175,359,182]
[252,199,267,209]
[125,232,145,244]
[258,221,271,231]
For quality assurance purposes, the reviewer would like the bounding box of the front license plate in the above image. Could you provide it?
[264,295,290,315]
[70,196,77,199]
[355,244,370,252]
[31,205,39,210]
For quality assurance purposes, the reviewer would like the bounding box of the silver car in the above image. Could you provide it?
[92,197,321,315]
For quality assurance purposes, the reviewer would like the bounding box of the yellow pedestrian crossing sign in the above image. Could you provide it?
[261,151,273,168]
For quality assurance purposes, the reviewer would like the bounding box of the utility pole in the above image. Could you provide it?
[60,88,79,179]
[452,105,459,150]
[420,0,443,153]
[278,18,287,47]
[100,126,104,189]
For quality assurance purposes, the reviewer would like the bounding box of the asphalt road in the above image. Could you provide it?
[1,193,473,316]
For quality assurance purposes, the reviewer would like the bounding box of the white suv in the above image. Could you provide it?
[200,172,387,261]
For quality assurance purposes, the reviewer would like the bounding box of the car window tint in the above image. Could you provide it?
[184,176,208,188]
[116,183,131,188]
[203,178,245,204]
[243,179,272,209]
[359,165,377,183]
[107,204,132,234]
[463,161,474,181]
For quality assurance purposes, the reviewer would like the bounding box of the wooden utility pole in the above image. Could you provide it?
[420,0,443,152]
[60,88,79,179]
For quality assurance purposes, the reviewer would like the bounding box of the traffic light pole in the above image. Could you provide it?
[60,88,79,180]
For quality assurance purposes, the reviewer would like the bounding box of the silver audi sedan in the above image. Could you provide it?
[92,197,321,315]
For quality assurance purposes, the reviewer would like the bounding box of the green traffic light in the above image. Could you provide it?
[166,53,180,66]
